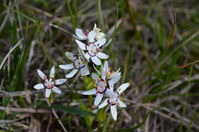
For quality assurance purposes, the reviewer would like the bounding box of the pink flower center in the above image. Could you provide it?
[87,43,98,57]
[44,79,55,89]
[108,98,119,106]
[95,79,107,94]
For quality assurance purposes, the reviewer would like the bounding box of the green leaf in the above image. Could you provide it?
[97,108,106,122]
[52,105,96,117]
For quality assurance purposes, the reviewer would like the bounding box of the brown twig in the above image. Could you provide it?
[44,97,68,132]
[0,90,40,97]
[0,106,50,113]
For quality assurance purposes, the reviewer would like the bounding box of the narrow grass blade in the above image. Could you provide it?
[0,38,23,71]
[53,105,96,117]
[65,0,77,28]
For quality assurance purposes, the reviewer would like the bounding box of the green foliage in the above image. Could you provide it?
[97,108,106,122]
[53,105,96,117]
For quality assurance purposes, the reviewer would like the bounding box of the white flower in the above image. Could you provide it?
[75,24,108,66]
[81,61,121,106]
[75,37,108,66]
[33,66,66,98]
[75,28,88,41]
[59,51,89,78]
[101,61,121,91]
[81,73,114,106]
[93,24,106,42]
[98,83,129,120]
[75,24,106,44]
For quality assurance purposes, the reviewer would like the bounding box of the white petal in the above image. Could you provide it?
[50,66,55,78]
[97,52,109,59]
[91,73,99,83]
[93,109,98,113]
[108,73,121,85]
[91,56,102,66]
[110,70,121,78]
[96,38,106,47]
[103,61,109,73]
[88,31,96,43]
[75,39,86,50]
[59,64,74,70]
[65,52,76,61]
[101,61,108,80]
[111,105,117,120]
[98,32,106,39]
[98,99,108,109]
[93,23,97,30]
[82,89,96,95]
[80,66,89,76]
[116,68,121,73]
[109,84,114,91]
[117,83,129,94]
[34,83,44,89]
[54,79,67,85]
[105,89,116,98]
[94,94,103,106]
[75,28,87,40]
[45,89,51,98]
[65,69,78,78]
[52,86,62,94]
[37,69,47,80]
[118,99,127,107]
[83,52,90,61]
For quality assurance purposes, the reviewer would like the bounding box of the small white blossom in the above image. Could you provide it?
[34,66,66,98]
[82,73,114,106]
[75,24,108,66]
[75,39,108,66]
[75,24,106,44]
[93,24,106,42]
[81,61,121,106]
[59,51,89,78]
[98,83,129,120]
[101,61,121,91]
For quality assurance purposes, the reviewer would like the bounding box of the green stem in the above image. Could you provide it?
[66,0,77,29]
[32,11,52,65]
[97,0,105,30]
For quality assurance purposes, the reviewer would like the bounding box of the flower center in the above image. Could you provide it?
[74,59,84,69]
[94,28,101,33]
[95,79,107,94]
[108,98,119,106]
[83,30,89,35]
[106,68,115,79]
[87,44,98,57]
[44,79,55,89]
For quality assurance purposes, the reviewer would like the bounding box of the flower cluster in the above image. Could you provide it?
[82,61,129,120]
[34,24,129,121]
[75,24,108,65]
